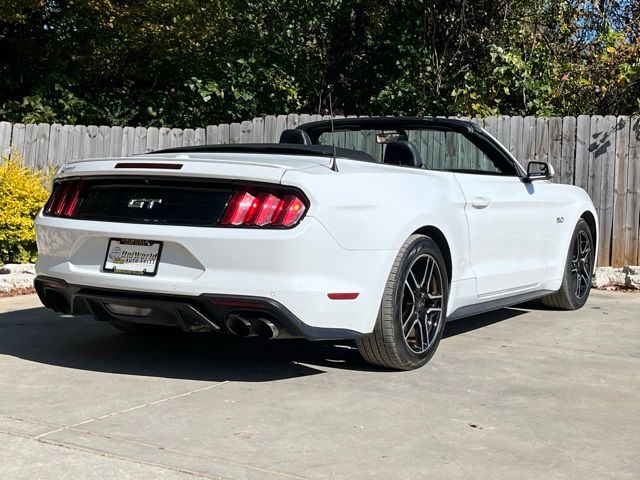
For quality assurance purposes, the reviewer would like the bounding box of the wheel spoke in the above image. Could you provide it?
[420,257,434,288]
[423,313,431,346]
[416,318,426,349]
[404,281,415,303]
[399,253,444,354]
[402,305,415,326]
[404,316,418,341]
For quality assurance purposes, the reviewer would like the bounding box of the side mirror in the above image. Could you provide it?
[526,161,554,182]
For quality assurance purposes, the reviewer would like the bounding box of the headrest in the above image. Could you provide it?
[383,140,423,168]
[279,129,312,145]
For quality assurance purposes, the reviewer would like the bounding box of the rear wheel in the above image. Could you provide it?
[356,234,449,370]
[541,218,594,310]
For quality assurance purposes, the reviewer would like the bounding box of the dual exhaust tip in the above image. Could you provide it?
[225,314,279,339]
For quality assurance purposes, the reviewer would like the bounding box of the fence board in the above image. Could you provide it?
[548,117,562,182]
[522,116,536,169]
[121,126,135,157]
[218,123,230,144]
[195,127,206,146]
[535,117,550,165]
[146,127,159,152]
[263,115,277,143]
[276,115,287,140]
[612,116,631,266]
[97,126,111,157]
[109,126,124,157]
[47,124,63,170]
[561,117,576,184]
[497,115,511,147]
[84,125,98,160]
[24,123,38,167]
[157,127,170,150]
[10,123,25,159]
[206,125,218,145]
[588,116,604,263]
[61,125,75,165]
[34,123,50,170]
[508,116,523,163]
[600,115,617,266]
[240,121,253,143]
[287,113,300,129]
[626,117,640,264]
[0,121,12,158]
[229,123,241,143]
[252,117,264,143]
[574,115,591,191]
[182,128,195,147]
[133,126,147,154]
[71,125,87,162]
[170,128,183,148]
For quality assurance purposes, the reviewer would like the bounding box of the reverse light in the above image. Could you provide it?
[220,188,307,228]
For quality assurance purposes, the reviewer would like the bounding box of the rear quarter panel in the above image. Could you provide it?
[281,160,474,284]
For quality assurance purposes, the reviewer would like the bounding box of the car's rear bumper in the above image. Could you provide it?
[34,276,363,340]
[34,214,396,334]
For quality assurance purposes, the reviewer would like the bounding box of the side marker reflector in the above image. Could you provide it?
[327,293,359,300]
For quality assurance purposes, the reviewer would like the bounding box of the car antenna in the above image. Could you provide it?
[328,92,339,172]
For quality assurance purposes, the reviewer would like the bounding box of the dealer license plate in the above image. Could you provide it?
[103,238,162,276]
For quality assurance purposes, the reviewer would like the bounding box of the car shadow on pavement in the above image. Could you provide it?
[0,304,529,380]
[443,307,528,338]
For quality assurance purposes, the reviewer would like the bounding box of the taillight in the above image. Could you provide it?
[44,180,84,218]
[220,188,307,228]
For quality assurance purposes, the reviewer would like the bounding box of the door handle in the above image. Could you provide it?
[471,197,491,209]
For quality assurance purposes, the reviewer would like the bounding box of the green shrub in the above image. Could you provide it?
[0,154,50,263]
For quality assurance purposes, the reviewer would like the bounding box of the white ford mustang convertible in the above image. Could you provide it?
[34,117,597,370]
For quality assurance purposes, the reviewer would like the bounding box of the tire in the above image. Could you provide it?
[109,318,177,335]
[356,234,449,370]
[541,218,594,310]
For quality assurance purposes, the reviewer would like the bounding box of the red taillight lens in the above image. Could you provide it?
[44,184,63,215]
[63,180,84,217]
[251,193,285,226]
[44,180,84,218]
[220,191,259,225]
[275,194,306,227]
[54,182,74,215]
[220,189,306,228]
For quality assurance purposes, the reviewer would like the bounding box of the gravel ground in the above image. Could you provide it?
[0,264,35,297]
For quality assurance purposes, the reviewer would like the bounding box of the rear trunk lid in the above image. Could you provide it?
[58,152,332,184]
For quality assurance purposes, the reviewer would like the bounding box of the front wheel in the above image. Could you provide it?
[541,218,594,310]
[356,234,449,370]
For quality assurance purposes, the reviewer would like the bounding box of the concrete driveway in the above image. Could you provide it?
[1,291,638,480]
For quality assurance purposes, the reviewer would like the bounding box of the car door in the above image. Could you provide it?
[412,127,556,298]
[413,126,554,297]
[454,172,554,297]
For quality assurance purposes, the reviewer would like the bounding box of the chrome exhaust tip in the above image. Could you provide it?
[251,317,279,339]
[225,314,253,337]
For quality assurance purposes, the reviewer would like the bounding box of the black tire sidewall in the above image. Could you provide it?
[389,236,449,367]
[563,219,594,309]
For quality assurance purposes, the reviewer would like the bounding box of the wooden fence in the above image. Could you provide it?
[0,114,639,267]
